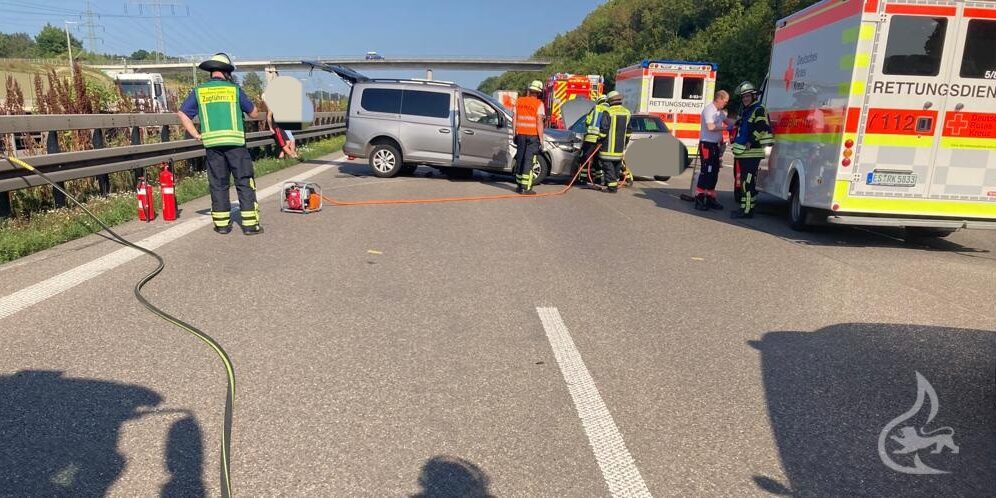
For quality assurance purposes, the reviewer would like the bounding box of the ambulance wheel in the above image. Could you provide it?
[370,143,402,178]
[789,178,811,231]
[653,176,671,182]
[532,155,550,185]
[905,227,957,240]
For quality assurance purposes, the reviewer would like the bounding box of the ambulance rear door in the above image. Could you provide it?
[850,1,958,202]
[931,5,996,206]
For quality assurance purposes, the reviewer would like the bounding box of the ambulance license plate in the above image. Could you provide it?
[867,171,917,187]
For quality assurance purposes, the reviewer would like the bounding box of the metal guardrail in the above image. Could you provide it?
[0,111,345,216]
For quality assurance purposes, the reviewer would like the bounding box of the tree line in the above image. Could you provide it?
[479,0,820,95]
[0,24,167,62]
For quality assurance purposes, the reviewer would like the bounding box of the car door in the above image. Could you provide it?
[457,93,510,169]
[399,89,456,165]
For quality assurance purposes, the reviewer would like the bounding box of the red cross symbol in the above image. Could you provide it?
[945,113,970,136]
[783,58,794,91]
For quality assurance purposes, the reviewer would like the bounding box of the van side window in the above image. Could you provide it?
[463,95,500,126]
[652,76,675,99]
[681,77,704,100]
[883,15,947,76]
[360,88,402,113]
[960,20,996,79]
[401,90,450,119]
[154,83,163,98]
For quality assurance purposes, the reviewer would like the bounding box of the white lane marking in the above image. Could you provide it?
[536,307,652,498]
[0,157,342,321]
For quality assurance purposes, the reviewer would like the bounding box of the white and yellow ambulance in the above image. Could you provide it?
[761,0,996,233]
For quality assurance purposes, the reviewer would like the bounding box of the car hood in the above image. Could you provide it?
[544,129,578,143]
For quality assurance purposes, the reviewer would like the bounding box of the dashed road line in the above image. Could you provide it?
[536,307,652,498]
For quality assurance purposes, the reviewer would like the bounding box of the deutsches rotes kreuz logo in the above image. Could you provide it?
[878,372,959,475]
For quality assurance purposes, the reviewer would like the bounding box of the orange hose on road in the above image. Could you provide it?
[322,145,600,207]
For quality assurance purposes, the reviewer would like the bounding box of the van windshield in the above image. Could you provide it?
[118,81,152,98]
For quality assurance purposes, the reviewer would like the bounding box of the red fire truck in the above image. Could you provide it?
[544,73,605,129]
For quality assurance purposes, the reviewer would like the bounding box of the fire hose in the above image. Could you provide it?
[1,144,602,496]
[2,154,235,498]
[321,145,600,207]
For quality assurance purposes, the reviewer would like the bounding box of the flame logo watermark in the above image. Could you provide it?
[878,372,959,475]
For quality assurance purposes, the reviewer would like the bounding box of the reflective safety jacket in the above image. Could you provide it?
[598,104,632,160]
[731,102,774,158]
[514,96,544,137]
[584,103,609,143]
[194,80,247,148]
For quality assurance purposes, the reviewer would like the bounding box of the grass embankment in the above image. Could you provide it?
[0,136,344,264]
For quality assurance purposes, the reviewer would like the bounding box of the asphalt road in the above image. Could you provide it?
[1,151,994,497]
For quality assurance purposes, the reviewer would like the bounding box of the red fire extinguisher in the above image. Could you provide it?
[137,176,156,221]
[159,162,177,222]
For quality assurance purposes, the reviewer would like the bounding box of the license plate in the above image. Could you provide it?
[866,171,917,187]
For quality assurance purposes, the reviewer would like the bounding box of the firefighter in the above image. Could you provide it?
[512,80,546,195]
[695,89,736,210]
[578,94,607,186]
[177,53,263,235]
[597,90,631,194]
[730,81,774,219]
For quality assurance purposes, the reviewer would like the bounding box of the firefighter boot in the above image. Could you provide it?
[694,194,709,211]
[242,224,264,235]
[706,197,724,210]
[214,224,232,235]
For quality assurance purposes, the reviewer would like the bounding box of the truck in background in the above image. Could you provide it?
[615,60,718,156]
[114,72,169,112]
[544,73,604,129]
[760,0,996,233]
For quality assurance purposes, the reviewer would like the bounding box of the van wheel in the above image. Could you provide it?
[370,144,402,178]
[789,177,810,231]
[905,227,957,240]
[532,155,550,185]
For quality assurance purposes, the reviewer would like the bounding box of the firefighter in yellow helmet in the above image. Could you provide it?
[512,80,546,195]
[177,53,263,235]
[597,90,631,193]
[578,93,607,186]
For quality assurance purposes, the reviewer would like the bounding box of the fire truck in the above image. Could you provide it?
[544,73,605,129]
[760,0,996,233]
[615,60,718,156]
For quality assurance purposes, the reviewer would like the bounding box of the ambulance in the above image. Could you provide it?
[761,0,996,233]
[615,60,718,156]
[492,90,517,112]
[544,73,605,129]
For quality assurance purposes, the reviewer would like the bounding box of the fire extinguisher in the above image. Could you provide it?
[159,162,177,222]
[137,176,156,221]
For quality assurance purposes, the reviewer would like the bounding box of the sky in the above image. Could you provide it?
[2,0,604,91]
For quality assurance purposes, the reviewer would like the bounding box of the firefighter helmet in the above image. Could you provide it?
[198,53,236,73]
[528,80,543,93]
[595,94,607,105]
[606,90,623,104]
[735,81,758,96]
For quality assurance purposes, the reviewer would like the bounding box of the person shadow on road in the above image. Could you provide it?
[410,455,495,498]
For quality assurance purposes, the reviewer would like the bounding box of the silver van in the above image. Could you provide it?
[325,66,582,182]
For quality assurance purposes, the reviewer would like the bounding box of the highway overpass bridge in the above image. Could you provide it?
[89,57,551,80]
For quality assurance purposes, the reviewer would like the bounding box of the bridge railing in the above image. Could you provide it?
[0,111,345,218]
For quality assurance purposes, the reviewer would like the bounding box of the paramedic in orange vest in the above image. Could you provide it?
[512,80,546,195]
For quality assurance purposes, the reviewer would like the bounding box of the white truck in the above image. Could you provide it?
[114,72,169,112]
[760,0,996,234]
